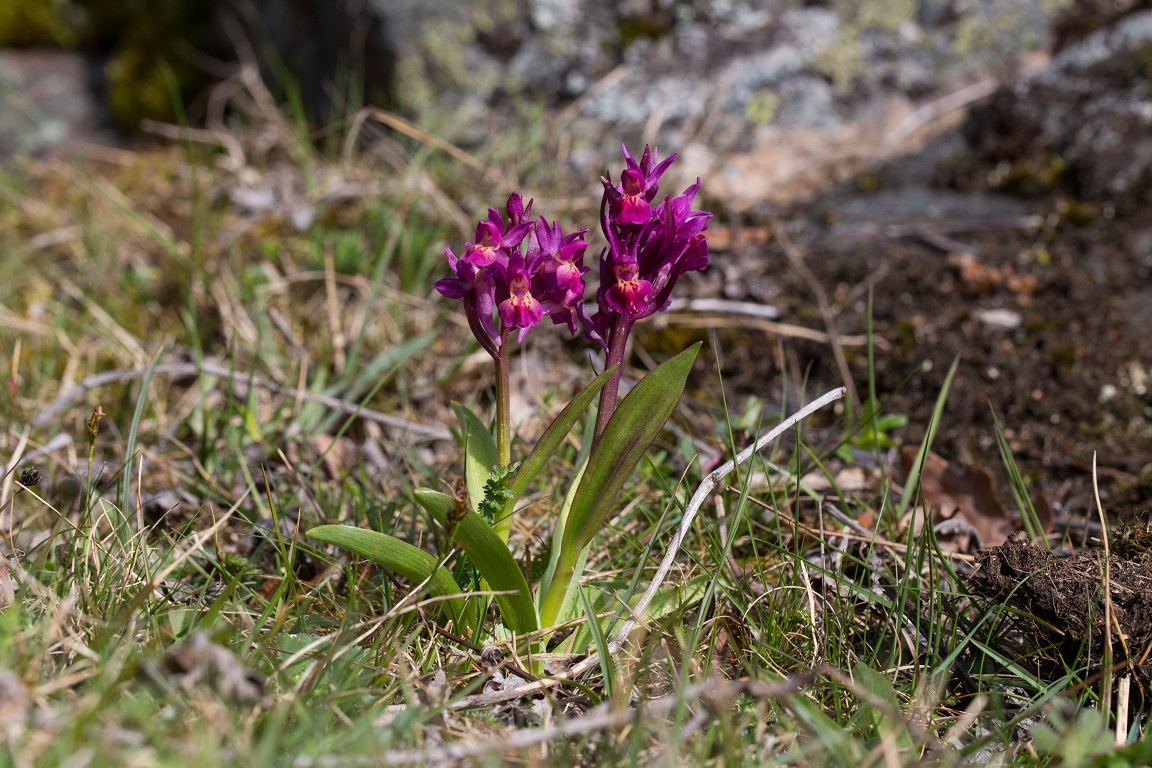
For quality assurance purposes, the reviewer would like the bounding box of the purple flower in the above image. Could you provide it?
[461,195,535,268]
[436,148,709,360]
[435,246,501,357]
[581,145,711,347]
[604,254,653,317]
[496,250,546,343]
[602,144,677,229]
[531,218,589,305]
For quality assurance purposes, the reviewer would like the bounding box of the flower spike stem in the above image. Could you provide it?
[594,317,634,441]
[495,331,512,468]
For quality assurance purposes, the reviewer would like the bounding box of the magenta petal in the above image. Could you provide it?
[606,277,652,316]
[499,295,544,329]
[555,261,584,296]
[682,235,709,272]
[616,196,651,226]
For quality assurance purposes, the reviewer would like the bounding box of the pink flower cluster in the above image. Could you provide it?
[435,145,710,357]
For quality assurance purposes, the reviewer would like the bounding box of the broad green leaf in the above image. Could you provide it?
[539,343,700,627]
[413,488,538,634]
[852,662,914,751]
[306,525,466,626]
[452,402,498,518]
[565,343,699,552]
[508,365,616,501]
[536,421,594,607]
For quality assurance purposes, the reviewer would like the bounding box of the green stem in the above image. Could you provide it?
[493,332,512,542]
[594,317,633,441]
[494,332,512,467]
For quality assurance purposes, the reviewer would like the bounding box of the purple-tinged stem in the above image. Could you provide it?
[594,316,633,441]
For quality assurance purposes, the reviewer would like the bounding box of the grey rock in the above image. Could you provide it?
[0,49,106,158]
[964,10,1152,212]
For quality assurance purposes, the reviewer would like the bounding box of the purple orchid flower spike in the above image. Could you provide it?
[582,146,712,438]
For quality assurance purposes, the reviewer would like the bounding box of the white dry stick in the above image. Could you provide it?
[614,386,847,646]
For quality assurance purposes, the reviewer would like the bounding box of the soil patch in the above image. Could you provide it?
[969,530,1152,683]
[697,126,1152,529]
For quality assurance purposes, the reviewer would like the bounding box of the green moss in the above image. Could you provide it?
[856,170,881,193]
[987,155,1068,197]
[811,28,866,91]
[811,0,916,90]
[837,0,915,33]
[744,89,780,124]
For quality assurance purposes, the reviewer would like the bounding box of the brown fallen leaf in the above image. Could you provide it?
[899,446,1014,547]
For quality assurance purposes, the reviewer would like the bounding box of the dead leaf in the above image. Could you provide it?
[1031,491,1055,535]
[899,446,1014,547]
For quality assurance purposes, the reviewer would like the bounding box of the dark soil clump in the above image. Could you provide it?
[969,530,1152,681]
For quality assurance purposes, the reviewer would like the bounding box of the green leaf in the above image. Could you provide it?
[306,525,466,626]
[565,343,700,553]
[508,365,616,501]
[452,403,498,518]
[535,449,591,627]
[539,343,700,628]
[413,488,539,635]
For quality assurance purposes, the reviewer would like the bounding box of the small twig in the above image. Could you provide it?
[366,108,489,176]
[739,494,977,564]
[873,78,999,162]
[422,622,544,685]
[664,297,779,320]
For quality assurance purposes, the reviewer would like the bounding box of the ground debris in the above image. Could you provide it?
[969,530,1152,680]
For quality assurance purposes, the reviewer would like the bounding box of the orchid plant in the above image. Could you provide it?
[308,145,710,651]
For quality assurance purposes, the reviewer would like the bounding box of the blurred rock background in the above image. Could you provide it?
[2,0,1151,210]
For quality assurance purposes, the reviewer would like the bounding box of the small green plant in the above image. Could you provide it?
[308,145,710,652]
[835,395,907,460]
